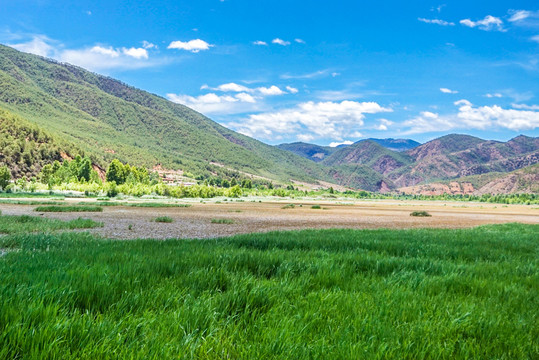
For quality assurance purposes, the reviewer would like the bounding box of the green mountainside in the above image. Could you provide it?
[322,140,413,175]
[1,45,537,193]
[276,142,337,162]
[0,44,351,186]
[0,107,80,178]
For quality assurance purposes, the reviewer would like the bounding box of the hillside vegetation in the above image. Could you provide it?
[0,44,346,186]
[1,44,537,193]
[0,107,80,178]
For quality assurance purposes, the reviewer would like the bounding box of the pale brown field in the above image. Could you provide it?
[2,198,538,239]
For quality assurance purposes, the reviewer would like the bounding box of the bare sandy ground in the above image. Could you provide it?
[2,198,538,239]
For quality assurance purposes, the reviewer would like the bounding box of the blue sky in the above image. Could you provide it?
[1,0,539,145]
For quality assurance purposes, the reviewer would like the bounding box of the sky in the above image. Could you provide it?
[1,0,539,145]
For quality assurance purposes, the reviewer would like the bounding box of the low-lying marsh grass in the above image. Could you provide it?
[35,205,103,213]
[0,215,102,234]
[0,224,536,358]
[410,210,432,217]
[153,216,174,223]
[211,218,235,224]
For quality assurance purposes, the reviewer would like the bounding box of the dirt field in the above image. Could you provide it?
[2,198,538,239]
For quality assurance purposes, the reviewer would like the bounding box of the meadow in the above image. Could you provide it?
[0,221,537,359]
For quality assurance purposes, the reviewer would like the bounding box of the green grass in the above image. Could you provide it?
[153,216,173,223]
[35,205,103,212]
[211,218,235,224]
[311,205,322,209]
[88,202,192,208]
[0,200,64,205]
[0,215,102,234]
[410,211,432,217]
[0,224,537,358]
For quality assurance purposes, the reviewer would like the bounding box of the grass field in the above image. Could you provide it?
[0,214,102,234]
[34,205,104,213]
[0,223,537,359]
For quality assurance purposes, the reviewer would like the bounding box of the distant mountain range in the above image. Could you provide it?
[277,138,420,163]
[0,44,537,194]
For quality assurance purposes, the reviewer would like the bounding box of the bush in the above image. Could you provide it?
[311,205,321,209]
[0,166,11,191]
[410,211,432,217]
[154,216,173,223]
[211,218,234,224]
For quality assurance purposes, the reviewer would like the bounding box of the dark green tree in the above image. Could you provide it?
[0,166,11,190]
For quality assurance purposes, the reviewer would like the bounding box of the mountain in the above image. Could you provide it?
[366,138,420,152]
[322,140,413,176]
[0,107,80,178]
[0,44,351,186]
[399,164,539,195]
[277,138,420,162]
[390,134,539,187]
[276,142,336,162]
[1,44,537,194]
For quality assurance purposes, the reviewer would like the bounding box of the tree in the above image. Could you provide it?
[0,166,11,190]
[78,157,92,182]
[106,159,127,184]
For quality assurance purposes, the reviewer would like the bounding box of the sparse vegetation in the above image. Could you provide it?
[35,205,103,213]
[311,205,322,209]
[154,216,173,223]
[211,218,235,224]
[410,211,432,217]
[282,204,295,209]
[0,215,102,234]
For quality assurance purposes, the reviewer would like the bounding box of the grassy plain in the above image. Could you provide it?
[0,223,537,359]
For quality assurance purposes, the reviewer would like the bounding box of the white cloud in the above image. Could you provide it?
[8,35,160,71]
[297,134,315,142]
[329,140,354,147]
[508,10,532,22]
[485,93,503,98]
[257,85,284,96]
[166,92,261,115]
[418,18,455,26]
[202,82,287,96]
[375,118,394,131]
[122,47,148,59]
[235,92,256,103]
[460,15,505,31]
[286,86,299,94]
[512,103,539,110]
[440,87,458,94]
[229,100,392,141]
[10,35,55,57]
[403,100,539,134]
[211,82,251,92]
[252,40,267,46]
[532,35,539,43]
[167,39,213,52]
[294,38,306,44]
[281,69,331,79]
[142,41,157,49]
[272,38,290,46]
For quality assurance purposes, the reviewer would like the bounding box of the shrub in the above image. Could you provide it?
[410,211,432,217]
[211,218,234,224]
[282,204,295,209]
[0,166,11,191]
[311,205,321,209]
[154,216,173,223]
